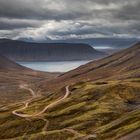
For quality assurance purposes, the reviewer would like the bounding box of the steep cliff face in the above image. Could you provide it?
[0,39,106,61]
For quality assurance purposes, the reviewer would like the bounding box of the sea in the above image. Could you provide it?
[18,61,90,72]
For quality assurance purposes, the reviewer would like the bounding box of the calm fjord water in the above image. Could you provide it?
[18,61,90,72]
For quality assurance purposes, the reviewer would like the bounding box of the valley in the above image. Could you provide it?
[0,43,139,139]
[0,0,140,139]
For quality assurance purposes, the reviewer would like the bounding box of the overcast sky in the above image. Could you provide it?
[0,0,140,41]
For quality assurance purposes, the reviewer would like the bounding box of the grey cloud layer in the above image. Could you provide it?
[0,0,139,40]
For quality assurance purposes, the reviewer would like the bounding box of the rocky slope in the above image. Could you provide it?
[0,39,106,61]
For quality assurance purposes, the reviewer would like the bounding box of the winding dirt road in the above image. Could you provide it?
[12,84,37,117]
[12,85,71,134]
[19,84,36,97]
[12,85,96,139]
[12,86,70,118]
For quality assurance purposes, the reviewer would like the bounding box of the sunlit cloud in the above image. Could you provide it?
[0,0,139,40]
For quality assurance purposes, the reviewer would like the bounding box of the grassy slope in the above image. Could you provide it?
[0,78,140,140]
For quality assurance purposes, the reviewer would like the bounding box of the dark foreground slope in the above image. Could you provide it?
[0,55,59,106]
[0,39,106,61]
[42,42,140,90]
[0,43,139,140]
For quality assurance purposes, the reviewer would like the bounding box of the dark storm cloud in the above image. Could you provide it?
[115,1,140,20]
[0,0,91,20]
[0,19,42,30]
[0,0,137,20]
[0,0,139,40]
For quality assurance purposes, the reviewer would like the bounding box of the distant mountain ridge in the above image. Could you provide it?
[20,37,139,49]
[0,39,106,61]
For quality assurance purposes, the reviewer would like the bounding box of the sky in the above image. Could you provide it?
[0,0,140,41]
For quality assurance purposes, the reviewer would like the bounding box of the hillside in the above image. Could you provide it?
[0,39,106,61]
[0,80,140,140]
[42,42,140,90]
[0,54,28,71]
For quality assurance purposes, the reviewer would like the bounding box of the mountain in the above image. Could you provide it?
[20,37,140,49]
[64,38,140,48]
[0,39,107,61]
[0,43,139,140]
[43,42,140,90]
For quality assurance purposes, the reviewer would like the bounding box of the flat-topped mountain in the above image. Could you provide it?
[0,39,106,61]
